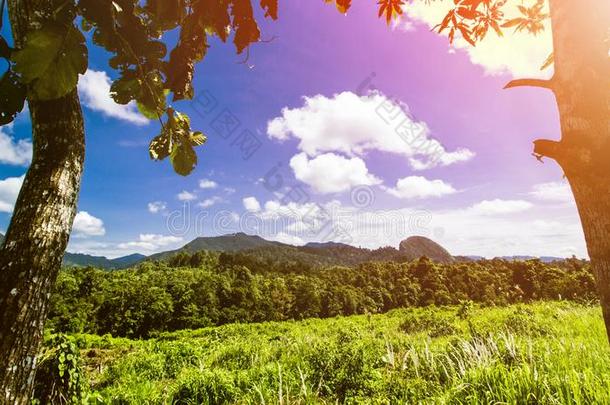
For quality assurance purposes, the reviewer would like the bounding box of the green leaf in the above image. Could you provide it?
[12,23,88,100]
[137,100,161,120]
[149,132,171,160]
[110,74,140,105]
[149,110,205,175]
[0,71,27,125]
[170,143,197,176]
[189,132,207,147]
[135,71,166,119]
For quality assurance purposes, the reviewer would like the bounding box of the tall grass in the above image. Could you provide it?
[62,302,610,404]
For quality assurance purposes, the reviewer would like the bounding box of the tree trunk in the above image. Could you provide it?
[0,2,86,402]
[545,0,610,338]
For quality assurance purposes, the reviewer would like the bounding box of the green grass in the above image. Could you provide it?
[66,302,610,404]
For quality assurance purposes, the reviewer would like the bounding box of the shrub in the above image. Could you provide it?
[33,334,88,405]
[171,369,237,405]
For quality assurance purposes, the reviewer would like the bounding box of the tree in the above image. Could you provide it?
[409,0,609,339]
[0,0,608,401]
[0,0,281,401]
[352,0,610,338]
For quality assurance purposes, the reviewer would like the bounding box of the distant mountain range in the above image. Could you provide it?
[63,233,455,269]
[63,252,147,269]
[0,231,572,269]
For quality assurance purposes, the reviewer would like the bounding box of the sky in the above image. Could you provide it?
[0,1,587,259]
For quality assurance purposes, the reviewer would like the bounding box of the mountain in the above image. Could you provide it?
[54,232,571,271]
[304,242,353,249]
[148,232,280,261]
[399,236,453,263]
[63,252,149,270]
[109,253,148,268]
[0,233,4,244]
[183,232,278,252]
[499,255,566,263]
[63,253,114,268]
[294,236,454,265]
[143,233,457,267]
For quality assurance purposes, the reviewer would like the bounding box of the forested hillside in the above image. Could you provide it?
[49,249,595,338]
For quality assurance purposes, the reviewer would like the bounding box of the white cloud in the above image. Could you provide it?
[177,191,197,201]
[199,179,218,189]
[243,196,261,212]
[78,69,149,125]
[530,181,573,203]
[290,152,382,194]
[385,176,456,199]
[118,234,184,251]
[469,199,533,215]
[148,201,167,214]
[269,232,305,246]
[398,2,553,78]
[0,127,32,166]
[239,197,585,258]
[198,196,223,208]
[0,175,24,213]
[267,91,474,170]
[72,211,106,237]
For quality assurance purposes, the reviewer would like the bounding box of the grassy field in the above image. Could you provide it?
[42,302,610,404]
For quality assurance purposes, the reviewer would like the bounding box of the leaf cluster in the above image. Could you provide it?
[1,0,279,175]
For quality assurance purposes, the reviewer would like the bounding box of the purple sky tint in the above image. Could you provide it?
[0,1,585,258]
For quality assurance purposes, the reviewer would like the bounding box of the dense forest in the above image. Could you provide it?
[48,249,596,339]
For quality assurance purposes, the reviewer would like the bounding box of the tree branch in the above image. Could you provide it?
[504,78,554,90]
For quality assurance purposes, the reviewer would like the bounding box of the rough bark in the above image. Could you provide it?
[545,0,610,339]
[0,1,86,402]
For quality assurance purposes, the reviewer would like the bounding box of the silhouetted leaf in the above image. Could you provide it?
[0,36,11,59]
[260,0,279,19]
[0,71,26,125]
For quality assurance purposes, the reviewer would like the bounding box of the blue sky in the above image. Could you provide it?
[0,1,585,258]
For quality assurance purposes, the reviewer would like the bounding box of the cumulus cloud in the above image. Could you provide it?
[78,69,149,125]
[268,232,305,246]
[267,91,474,171]
[398,2,553,78]
[198,196,223,208]
[148,201,167,214]
[231,195,583,258]
[0,127,32,166]
[243,196,261,212]
[72,211,106,237]
[530,181,573,203]
[385,176,456,199]
[0,175,24,213]
[290,152,382,194]
[118,234,184,251]
[199,179,218,189]
[469,199,533,215]
[177,191,197,201]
